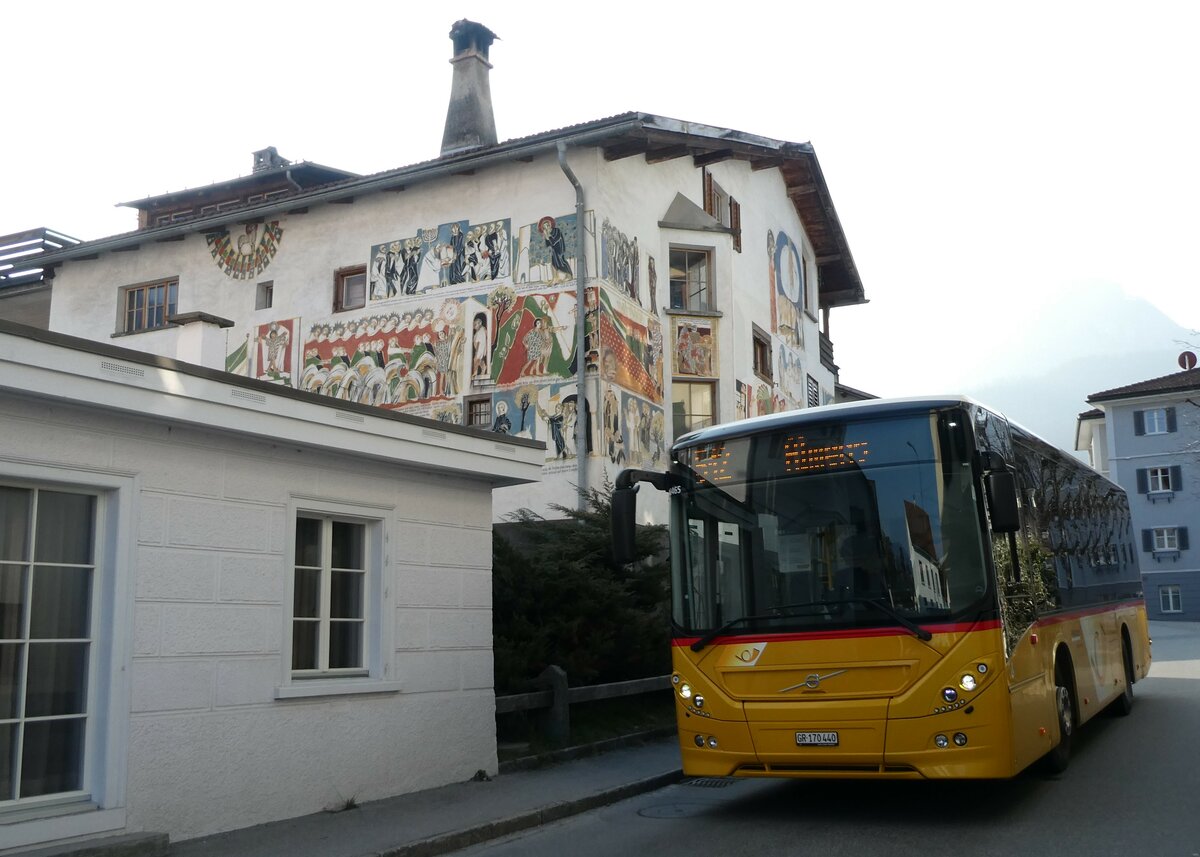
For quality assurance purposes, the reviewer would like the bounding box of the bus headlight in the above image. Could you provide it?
[679,683,693,700]
[693,695,705,708]
[954,732,968,746]
[942,688,958,703]
[935,734,950,748]
[959,674,978,692]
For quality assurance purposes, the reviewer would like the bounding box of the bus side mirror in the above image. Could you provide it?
[611,485,638,565]
[984,470,1020,533]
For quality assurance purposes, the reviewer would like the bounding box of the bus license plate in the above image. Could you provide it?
[796,731,839,746]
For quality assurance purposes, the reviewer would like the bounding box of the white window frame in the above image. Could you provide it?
[277,496,398,700]
[671,380,717,438]
[1143,408,1168,435]
[1159,584,1182,613]
[0,462,133,849]
[1152,527,1180,552]
[1148,467,1174,493]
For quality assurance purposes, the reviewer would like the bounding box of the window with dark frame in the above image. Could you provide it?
[806,375,820,408]
[752,326,772,382]
[465,396,492,428]
[669,248,712,312]
[333,266,367,312]
[256,280,274,310]
[703,168,742,252]
[121,278,178,333]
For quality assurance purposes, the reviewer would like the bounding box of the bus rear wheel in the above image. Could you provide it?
[1110,636,1135,717]
[1043,662,1075,774]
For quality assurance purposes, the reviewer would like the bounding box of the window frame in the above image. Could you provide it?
[671,379,717,439]
[668,246,714,313]
[333,265,367,313]
[279,497,397,699]
[464,395,492,429]
[255,280,274,311]
[1136,407,1176,436]
[1152,527,1180,552]
[0,462,132,843]
[1159,584,1183,613]
[1148,467,1173,493]
[751,325,772,383]
[118,277,178,334]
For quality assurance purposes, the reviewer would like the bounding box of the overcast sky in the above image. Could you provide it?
[4,1,1197,434]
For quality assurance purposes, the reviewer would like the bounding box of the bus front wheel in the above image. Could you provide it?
[1043,661,1075,774]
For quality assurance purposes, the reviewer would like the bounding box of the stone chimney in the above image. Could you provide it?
[440,20,499,157]
[252,146,291,173]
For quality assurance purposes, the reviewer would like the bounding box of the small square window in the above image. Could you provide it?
[669,248,712,312]
[465,396,492,428]
[334,266,367,312]
[752,326,772,382]
[120,278,178,333]
[256,280,274,310]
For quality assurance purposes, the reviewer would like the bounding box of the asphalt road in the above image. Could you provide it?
[456,621,1200,857]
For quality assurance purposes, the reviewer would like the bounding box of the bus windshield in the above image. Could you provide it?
[670,408,990,637]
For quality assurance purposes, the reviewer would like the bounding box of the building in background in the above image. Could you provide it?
[1077,365,1200,619]
[15,20,866,522]
[0,227,80,327]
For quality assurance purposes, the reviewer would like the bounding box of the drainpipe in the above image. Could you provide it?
[557,141,588,512]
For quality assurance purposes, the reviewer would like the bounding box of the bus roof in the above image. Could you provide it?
[673,396,984,450]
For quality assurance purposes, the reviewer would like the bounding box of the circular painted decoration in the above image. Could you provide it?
[207,221,283,279]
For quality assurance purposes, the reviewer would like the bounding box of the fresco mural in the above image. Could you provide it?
[777,342,805,407]
[513,213,584,285]
[601,217,639,304]
[769,229,805,349]
[368,218,512,299]
[672,319,716,377]
[299,300,467,414]
[256,318,298,384]
[596,289,663,403]
[207,221,283,279]
[231,207,674,488]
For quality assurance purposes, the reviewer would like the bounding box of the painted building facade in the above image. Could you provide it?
[1077,368,1200,620]
[0,320,542,849]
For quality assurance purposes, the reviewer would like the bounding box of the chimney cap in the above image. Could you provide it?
[449,19,498,60]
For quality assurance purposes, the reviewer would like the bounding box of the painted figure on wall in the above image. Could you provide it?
[647,254,658,314]
[673,321,715,377]
[539,216,573,285]
[491,399,512,434]
[256,318,296,383]
[208,221,283,280]
[771,230,805,349]
[370,219,513,301]
[472,312,490,378]
[601,218,639,304]
[603,386,624,465]
[520,317,555,377]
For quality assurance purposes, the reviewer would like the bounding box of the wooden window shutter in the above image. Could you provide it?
[1170,465,1183,490]
[1166,407,1177,432]
[730,197,742,252]
[703,168,716,217]
[1142,529,1154,552]
[1133,410,1145,436]
[1135,468,1148,494]
[1179,527,1190,550]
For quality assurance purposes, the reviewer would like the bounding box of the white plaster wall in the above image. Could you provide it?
[46,145,842,525]
[0,395,501,842]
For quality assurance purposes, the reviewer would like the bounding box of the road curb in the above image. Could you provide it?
[377,770,684,857]
[498,727,677,774]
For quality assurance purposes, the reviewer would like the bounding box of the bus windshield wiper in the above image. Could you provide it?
[689,602,839,652]
[848,598,933,641]
[688,599,933,652]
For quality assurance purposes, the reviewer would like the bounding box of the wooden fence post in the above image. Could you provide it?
[537,665,570,744]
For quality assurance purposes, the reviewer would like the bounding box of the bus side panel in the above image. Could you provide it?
[1006,626,1058,774]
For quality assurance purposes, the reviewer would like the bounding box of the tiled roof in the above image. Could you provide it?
[1077,408,1104,419]
[1087,367,1200,403]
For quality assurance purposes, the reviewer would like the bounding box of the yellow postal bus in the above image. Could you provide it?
[612,397,1150,778]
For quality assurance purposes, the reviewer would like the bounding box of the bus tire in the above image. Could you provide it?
[1043,657,1075,774]
[1110,634,1135,717]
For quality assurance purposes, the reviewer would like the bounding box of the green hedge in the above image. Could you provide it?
[492,487,670,694]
